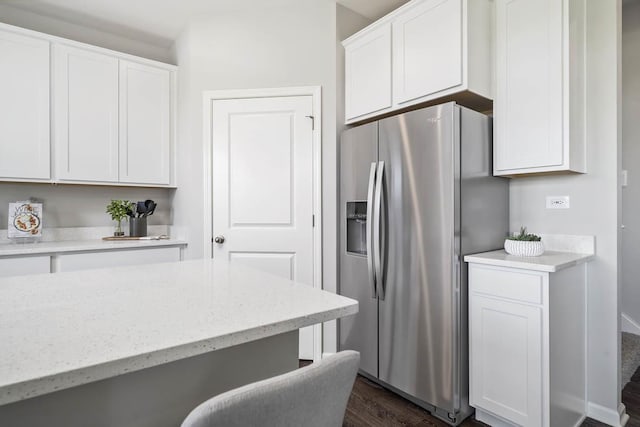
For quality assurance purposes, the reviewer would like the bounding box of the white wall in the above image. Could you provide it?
[325,5,372,355]
[621,1,640,334]
[509,1,622,422]
[171,0,336,260]
[0,184,172,230]
[0,4,174,232]
[0,3,172,62]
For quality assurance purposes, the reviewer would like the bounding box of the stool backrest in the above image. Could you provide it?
[181,350,360,427]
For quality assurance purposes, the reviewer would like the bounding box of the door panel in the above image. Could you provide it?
[393,0,462,105]
[212,96,315,359]
[495,0,563,171]
[345,23,392,120]
[0,30,50,180]
[229,253,295,280]
[378,104,458,411]
[119,60,171,185]
[229,112,293,226]
[339,123,379,377]
[469,293,543,426]
[54,45,119,182]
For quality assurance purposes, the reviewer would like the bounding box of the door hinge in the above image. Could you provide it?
[306,115,315,130]
[312,214,315,227]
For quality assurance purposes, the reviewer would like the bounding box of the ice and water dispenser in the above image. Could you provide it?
[346,201,367,255]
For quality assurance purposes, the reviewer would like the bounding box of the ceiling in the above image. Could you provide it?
[337,0,408,20]
[1,0,405,48]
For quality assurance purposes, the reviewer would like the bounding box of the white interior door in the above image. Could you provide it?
[211,95,315,359]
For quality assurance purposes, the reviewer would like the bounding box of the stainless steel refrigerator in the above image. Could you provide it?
[338,103,509,425]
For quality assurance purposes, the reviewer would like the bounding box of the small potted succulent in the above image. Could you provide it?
[106,199,134,237]
[504,227,544,257]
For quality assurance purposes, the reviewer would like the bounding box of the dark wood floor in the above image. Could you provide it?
[299,360,640,426]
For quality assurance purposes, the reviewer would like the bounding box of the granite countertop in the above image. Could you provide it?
[0,238,188,257]
[0,259,358,405]
[464,249,594,273]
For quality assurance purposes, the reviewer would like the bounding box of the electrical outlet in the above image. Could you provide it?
[546,196,570,209]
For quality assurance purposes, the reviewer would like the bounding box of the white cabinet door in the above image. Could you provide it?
[494,0,588,176]
[0,30,50,180]
[119,61,171,185]
[54,45,119,182]
[470,294,543,427]
[57,247,180,272]
[392,0,462,105]
[0,256,50,277]
[345,23,392,121]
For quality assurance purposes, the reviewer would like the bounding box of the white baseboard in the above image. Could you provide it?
[622,313,640,335]
[587,402,629,426]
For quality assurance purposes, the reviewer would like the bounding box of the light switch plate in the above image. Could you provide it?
[546,196,570,209]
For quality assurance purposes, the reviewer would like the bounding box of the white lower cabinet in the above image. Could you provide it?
[468,263,587,427]
[0,247,182,277]
[470,293,543,426]
[0,256,50,277]
[57,247,181,272]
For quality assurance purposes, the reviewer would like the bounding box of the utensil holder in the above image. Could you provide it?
[129,217,147,237]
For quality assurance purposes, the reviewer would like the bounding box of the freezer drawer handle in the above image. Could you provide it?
[366,162,377,298]
[373,161,385,300]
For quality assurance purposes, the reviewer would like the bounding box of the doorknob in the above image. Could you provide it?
[214,235,225,244]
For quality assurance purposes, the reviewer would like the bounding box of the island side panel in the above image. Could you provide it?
[0,330,298,427]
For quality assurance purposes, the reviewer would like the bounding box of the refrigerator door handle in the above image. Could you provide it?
[366,162,377,299]
[373,160,385,300]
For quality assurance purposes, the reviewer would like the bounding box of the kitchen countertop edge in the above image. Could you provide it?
[0,239,188,257]
[464,250,594,273]
[0,303,357,406]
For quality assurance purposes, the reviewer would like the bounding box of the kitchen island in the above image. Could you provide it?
[0,259,358,427]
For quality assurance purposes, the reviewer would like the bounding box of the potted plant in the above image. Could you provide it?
[106,200,134,237]
[504,227,544,257]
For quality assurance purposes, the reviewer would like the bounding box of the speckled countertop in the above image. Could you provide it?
[464,250,593,272]
[0,259,358,405]
[0,238,187,257]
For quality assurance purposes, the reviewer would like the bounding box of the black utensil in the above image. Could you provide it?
[141,200,155,218]
[126,207,135,218]
[136,201,147,218]
[145,201,156,217]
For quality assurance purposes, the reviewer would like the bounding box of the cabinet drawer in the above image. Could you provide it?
[57,247,180,272]
[0,256,51,277]
[469,265,544,304]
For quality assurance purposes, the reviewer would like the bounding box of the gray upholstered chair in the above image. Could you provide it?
[181,350,360,427]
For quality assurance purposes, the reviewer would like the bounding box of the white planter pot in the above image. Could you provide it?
[504,239,544,257]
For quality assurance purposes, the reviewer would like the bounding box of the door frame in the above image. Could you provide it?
[202,86,323,362]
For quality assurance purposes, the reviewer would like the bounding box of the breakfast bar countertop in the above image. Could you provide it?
[0,259,358,406]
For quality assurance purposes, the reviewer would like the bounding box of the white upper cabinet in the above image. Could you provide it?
[0,22,177,187]
[0,29,50,180]
[54,45,120,183]
[392,0,462,105]
[343,0,493,124]
[494,0,586,176]
[119,61,172,185]
[345,23,392,121]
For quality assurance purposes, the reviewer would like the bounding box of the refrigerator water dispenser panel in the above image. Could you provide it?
[346,201,367,255]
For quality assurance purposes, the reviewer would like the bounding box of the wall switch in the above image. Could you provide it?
[546,196,570,209]
[622,170,628,187]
